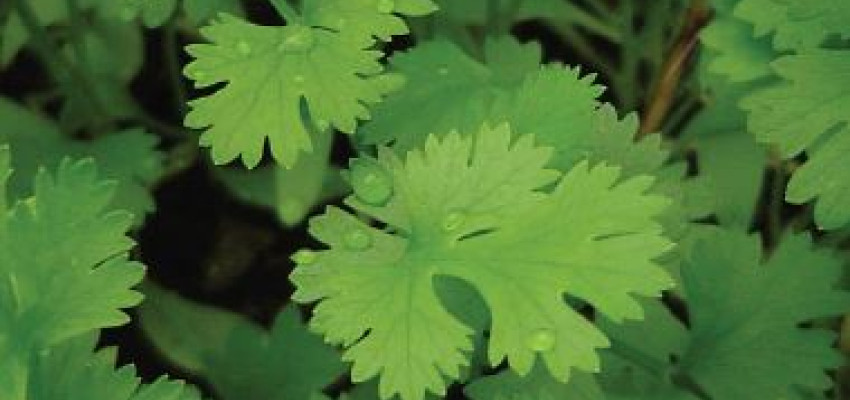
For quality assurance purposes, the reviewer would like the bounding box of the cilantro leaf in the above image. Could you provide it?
[596,300,695,400]
[138,283,345,400]
[291,124,673,400]
[358,37,541,151]
[740,50,850,228]
[0,153,144,351]
[700,0,775,83]
[0,98,163,223]
[735,0,850,50]
[1,0,100,64]
[683,75,768,229]
[0,148,145,398]
[27,333,200,400]
[184,0,431,168]
[302,0,408,42]
[183,0,244,25]
[119,0,178,27]
[466,365,604,400]
[680,229,850,398]
[465,300,694,400]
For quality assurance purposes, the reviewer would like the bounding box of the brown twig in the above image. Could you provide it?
[638,0,710,137]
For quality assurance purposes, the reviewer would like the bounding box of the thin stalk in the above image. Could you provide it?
[766,157,786,249]
[564,2,621,42]
[614,1,639,110]
[66,0,90,66]
[164,22,188,116]
[638,0,709,136]
[270,0,301,24]
[553,24,616,78]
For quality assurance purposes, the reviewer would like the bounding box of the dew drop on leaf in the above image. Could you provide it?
[293,74,306,85]
[525,328,556,352]
[344,229,372,251]
[441,212,465,232]
[291,249,319,265]
[377,0,395,13]
[437,66,449,76]
[235,40,252,55]
[349,158,393,206]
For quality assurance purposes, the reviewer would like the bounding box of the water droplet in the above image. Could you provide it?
[437,66,449,76]
[526,328,556,352]
[278,25,315,53]
[349,158,393,206]
[377,0,395,13]
[235,40,251,55]
[441,212,465,232]
[292,249,318,265]
[293,74,306,84]
[344,229,372,250]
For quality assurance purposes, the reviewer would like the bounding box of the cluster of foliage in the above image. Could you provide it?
[0,0,849,399]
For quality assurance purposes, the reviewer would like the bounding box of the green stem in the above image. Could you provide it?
[564,3,621,42]
[766,156,786,249]
[164,22,188,116]
[65,0,89,66]
[554,24,616,78]
[270,0,301,24]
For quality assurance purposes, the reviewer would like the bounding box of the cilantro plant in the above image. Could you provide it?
[1,0,849,399]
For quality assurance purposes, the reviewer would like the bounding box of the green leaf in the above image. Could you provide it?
[596,299,695,399]
[216,128,345,226]
[484,66,690,240]
[302,0,409,42]
[0,152,145,399]
[0,98,163,223]
[0,155,144,350]
[735,0,850,50]
[183,0,244,25]
[291,124,673,400]
[138,283,345,400]
[700,4,775,82]
[27,333,201,400]
[1,0,100,64]
[466,364,604,400]
[359,37,541,151]
[679,230,850,399]
[184,0,429,167]
[741,50,850,228]
[119,0,178,27]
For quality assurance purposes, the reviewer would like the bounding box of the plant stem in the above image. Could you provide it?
[638,0,709,137]
[766,154,787,249]
[164,22,188,116]
[554,24,616,78]
[270,0,301,24]
[565,2,620,42]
